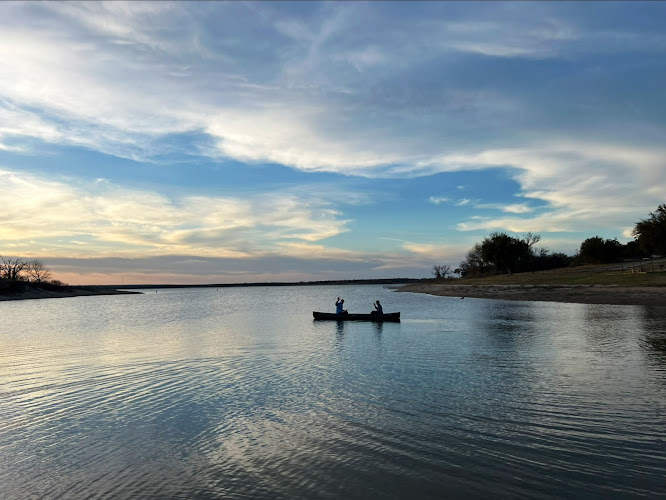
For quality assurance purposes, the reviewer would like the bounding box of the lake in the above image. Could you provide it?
[1,285,665,499]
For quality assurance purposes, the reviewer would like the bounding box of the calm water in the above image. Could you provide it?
[1,285,665,499]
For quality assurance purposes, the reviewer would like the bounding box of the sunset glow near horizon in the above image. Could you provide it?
[1,1,665,285]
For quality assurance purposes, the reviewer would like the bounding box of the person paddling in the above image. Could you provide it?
[336,297,347,314]
[371,300,383,315]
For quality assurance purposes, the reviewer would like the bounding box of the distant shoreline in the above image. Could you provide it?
[398,283,666,307]
[102,278,425,290]
[0,283,141,302]
[0,278,423,302]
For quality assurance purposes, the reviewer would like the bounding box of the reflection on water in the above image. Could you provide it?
[638,307,666,372]
[372,320,384,337]
[1,286,665,499]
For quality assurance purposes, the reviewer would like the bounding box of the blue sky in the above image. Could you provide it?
[1,1,664,285]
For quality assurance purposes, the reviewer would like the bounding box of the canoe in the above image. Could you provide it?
[313,311,400,322]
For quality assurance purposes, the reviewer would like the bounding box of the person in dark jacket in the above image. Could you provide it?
[372,300,383,314]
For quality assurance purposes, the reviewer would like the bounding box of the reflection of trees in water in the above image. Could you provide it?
[459,301,545,434]
[581,305,641,348]
[638,307,666,365]
[585,305,666,367]
[579,305,666,368]
[643,333,666,356]
[470,300,540,346]
[466,301,541,382]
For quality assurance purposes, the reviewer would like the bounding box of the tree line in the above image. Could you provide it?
[434,204,666,278]
[0,256,61,285]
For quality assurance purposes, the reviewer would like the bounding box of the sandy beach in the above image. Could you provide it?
[398,283,666,307]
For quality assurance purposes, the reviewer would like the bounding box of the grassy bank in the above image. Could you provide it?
[437,267,666,287]
[433,268,666,287]
[400,266,666,306]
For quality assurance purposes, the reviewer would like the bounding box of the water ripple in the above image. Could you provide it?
[1,287,665,498]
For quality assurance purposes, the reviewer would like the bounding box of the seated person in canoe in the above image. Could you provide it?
[371,300,383,315]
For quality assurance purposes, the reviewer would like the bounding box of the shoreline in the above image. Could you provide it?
[4,281,664,307]
[398,283,666,307]
[0,287,141,302]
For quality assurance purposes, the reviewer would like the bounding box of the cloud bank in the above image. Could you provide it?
[1,2,664,283]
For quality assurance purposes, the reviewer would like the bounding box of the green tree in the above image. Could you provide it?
[622,239,643,259]
[579,236,622,264]
[633,204,666,256]
[459,243,487,277]
[579,236,605,264]
[458,232,571,277]
[481,232,530,274]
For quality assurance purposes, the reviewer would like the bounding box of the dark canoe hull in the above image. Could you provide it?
[313,311,400,322]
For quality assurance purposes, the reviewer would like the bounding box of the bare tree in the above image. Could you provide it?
[432,264,452,279]
[27,260,52,283]
[523,232,541,251]
[0,256,28,280]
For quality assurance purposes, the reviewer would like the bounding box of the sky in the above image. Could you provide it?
[1,1,665,285]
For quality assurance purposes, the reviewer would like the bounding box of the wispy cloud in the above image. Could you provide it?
[448,42,542,58]
[475,203,533,214]
[428,196,450,205]
[1,2,663,180]
[338,46,388,72]
[415,141,666,237]
[442,17,579,59]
